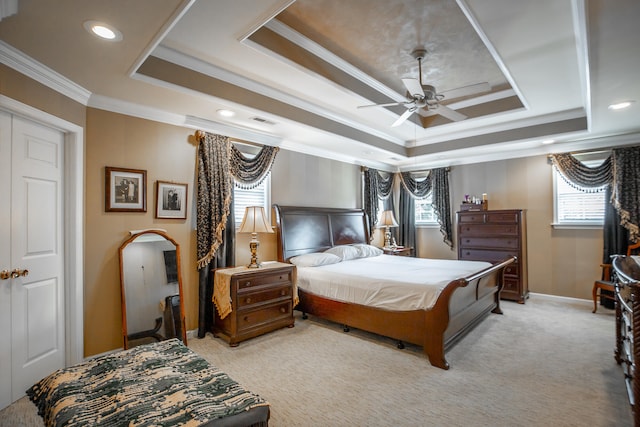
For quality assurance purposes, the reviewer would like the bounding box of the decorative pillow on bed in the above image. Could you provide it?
[352,243,383,258]
[324,245,361,261]
[290,252,342,267]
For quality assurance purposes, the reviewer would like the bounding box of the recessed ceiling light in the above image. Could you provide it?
[608,101,635,110]
[83,20,123,41]
[217,109,235,117]
[542,139,555,145]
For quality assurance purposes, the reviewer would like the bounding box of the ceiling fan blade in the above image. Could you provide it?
[391,108,415,127]
[401,78,425,98]
[357,101,406,109]
[433,104,467,121]
[439,82,491,101]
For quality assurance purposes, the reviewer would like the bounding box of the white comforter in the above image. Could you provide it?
[296,255,492,311]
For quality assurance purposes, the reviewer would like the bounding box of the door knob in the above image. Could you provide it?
[10,269,29,279]
[0,270,10,280]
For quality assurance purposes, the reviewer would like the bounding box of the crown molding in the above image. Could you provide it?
[152,45,406,146]
[0,41,91,105]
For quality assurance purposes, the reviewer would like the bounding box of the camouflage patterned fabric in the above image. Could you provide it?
[27,339,268,426]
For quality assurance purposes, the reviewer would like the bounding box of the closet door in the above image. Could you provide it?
[0,111,12,409]
[0,113,65,409]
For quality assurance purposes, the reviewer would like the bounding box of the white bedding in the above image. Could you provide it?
[296,254,492,311]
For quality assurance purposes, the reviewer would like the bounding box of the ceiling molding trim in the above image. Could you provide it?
[151,45,406,145]
[570,0,592,130]
[88,94,186,127]
[237,0,296,42]
[127,0,197,77]
[0,40,91,105]
[456,0,528,110]
[409,116,588,157]
[412,107,586,146]
[263,19,403,102]
[184,115,282,147]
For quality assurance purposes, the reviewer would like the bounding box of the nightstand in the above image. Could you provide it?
[383,247,414,257]
[213,262,295,346]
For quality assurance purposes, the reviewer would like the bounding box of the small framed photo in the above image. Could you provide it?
[105,167,147,212]
[156,181,188,219]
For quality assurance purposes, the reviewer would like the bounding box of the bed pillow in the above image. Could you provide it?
[352,244,383,258]
[324,245,361,261]
[289,252,341,267]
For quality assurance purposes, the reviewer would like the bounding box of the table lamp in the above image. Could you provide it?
[378,210,398,249]
[238,206,273,268]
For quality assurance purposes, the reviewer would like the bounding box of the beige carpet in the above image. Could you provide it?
[0,295,633,426]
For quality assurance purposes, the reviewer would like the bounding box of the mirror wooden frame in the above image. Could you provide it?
[118,229,187,349]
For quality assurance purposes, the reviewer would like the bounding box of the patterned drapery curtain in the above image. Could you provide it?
[398,168,453,249]
[195,131,279,337]
[549,153,612,192]
[612,146,640,243]
[363,168,393,239]
[550,148,639,243]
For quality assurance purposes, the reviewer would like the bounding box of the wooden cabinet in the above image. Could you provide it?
[383,247,414,257]
[457,209,528,303]
[213,263,295,346]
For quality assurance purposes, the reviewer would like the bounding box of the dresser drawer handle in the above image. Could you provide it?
[243,316,249,322]
[280,307,286,314]
[280,289,287,296]
[242,281,251,287]
[245,297,252,304]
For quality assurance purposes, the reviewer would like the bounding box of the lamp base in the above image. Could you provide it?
[247,237,261,268]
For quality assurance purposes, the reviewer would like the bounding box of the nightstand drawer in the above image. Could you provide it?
[237,301,292,332]
[235,270,292,291]
[237,285,291,308]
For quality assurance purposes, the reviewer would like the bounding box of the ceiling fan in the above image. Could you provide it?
[358,48,491,127]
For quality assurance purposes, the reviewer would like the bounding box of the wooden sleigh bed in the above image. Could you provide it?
[273,205,515,370]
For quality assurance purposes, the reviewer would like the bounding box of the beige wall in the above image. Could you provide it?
[85,108,199,356]
[416,156,603,301]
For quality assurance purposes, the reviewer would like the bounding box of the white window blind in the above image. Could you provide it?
[553,156,606,226]
[416,193,437,224]
[233,175,271,227]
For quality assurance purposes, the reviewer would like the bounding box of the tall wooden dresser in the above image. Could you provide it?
[457,209,528,303]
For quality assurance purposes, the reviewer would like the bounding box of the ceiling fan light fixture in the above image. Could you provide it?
[608,101,634,110]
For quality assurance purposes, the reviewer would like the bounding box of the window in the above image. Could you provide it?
[553,158,606,227]
[415,193,438,225]
[233,174,271,227]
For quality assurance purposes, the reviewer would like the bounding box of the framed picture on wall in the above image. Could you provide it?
[156,181,188,219]
[105,166,147,212]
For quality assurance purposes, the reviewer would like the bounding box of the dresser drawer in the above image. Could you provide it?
[458,213,486,224]
[237,285,291,309]
[234,270,292,291]
[503,263,520,277]
[459,249,517,263]
[485,212,520,224]
[237,300,292,332]
[458,224,519,236]
[459,236,519,249]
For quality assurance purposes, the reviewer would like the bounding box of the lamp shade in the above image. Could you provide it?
[238,206,273,234]
[378,210,399,228]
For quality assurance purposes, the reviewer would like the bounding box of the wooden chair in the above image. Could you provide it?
[593,241,640,312]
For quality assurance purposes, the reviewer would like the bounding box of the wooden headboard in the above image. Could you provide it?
[273,205,370,262]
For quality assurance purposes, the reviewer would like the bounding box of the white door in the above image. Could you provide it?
[0,110,12,410]
[0,113,65,409]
